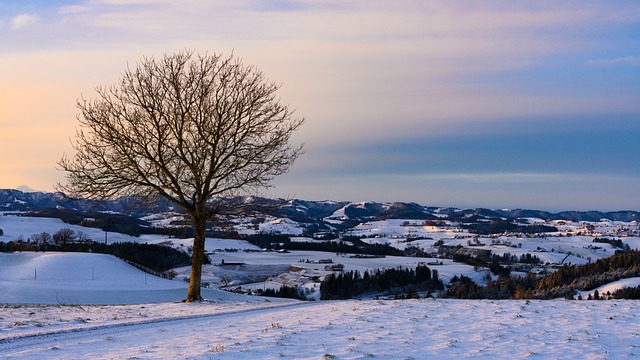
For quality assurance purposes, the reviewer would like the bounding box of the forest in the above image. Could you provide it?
[241,234,405,256]
[320,264,444,300]
[443,249,640,300]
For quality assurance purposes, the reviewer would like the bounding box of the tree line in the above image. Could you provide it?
[258,285,306,300]
[241,234,404,256]
[461,220,558,235]
[0,228,193,272]
[0,228,87,252]
[593,237,630,251]
[442,250,640,300]
[320,264,444,300]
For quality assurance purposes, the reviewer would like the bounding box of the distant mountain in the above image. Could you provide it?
[273,199,350,221]
[0,189,177,215]
[0,189,67,211]
[2,189,639,228]
[492,209,640,223]
[15,185,38,193]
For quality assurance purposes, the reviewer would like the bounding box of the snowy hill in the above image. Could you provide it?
[2,220,640,358]
[0,252,243,305]
[2,211,640,301]
[2,188,640,304]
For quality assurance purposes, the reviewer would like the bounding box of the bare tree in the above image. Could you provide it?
[29,232,52,252]
[53,228,75,251]
[16,235,26,252]
[75,230,92,244]
[58,50,304,302]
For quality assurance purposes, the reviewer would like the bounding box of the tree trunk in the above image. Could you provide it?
[185,213,207,302]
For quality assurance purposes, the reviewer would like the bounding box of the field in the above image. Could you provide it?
[2,215,640,358]
[2,265,640,359]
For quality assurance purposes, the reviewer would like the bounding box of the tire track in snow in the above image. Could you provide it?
[0,300,311,356]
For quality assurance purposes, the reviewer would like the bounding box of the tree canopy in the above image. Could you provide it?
[58,50,304,301]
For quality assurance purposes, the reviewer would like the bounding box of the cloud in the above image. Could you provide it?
[587,56,640,67]
[58,5,91,15]
[11,13,39,30]
[405,172,627,184]
[2,1,640,210]
[269,168,640,211]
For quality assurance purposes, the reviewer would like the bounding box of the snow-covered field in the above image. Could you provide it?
[0,216,146,245]
[0,216,487,292]
[3,295,640,358]
[0,252,250,305]
[346,218,640,267]
[3,215,640,358]
[1,252,640,359]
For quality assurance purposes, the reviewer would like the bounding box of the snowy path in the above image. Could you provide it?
[1,300,308,358]
[2,299,640,359]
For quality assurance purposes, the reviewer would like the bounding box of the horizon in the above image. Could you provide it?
[1,1,639,211]
[2,185,639,214]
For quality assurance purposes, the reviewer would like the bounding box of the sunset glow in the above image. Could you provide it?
[1,1,639,210]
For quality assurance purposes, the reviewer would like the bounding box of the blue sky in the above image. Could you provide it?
[1,1,639,211]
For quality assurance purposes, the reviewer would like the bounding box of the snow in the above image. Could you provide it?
[578,276,640,299]
[200,249,483,289]
[0,216,152,245]
[597,277,640,295]
[324,204,350,222]
[258,217,305,235]
[4,214,640,294]
[0,251,639,358]
[0,252,249,305]
[3,216,640,358]
[2,295,640,358]
[345,218,640,267]
[232,215,307,235]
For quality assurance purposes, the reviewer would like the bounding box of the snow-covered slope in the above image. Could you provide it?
[2,298,640,359]
[0,252,242,305]
[3,214,640,297]
[0,215,149,244]
[2,242,640,358]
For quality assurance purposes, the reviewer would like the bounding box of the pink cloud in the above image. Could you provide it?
[11,13,39,29]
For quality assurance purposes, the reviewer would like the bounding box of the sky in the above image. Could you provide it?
[1,1,639,212]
